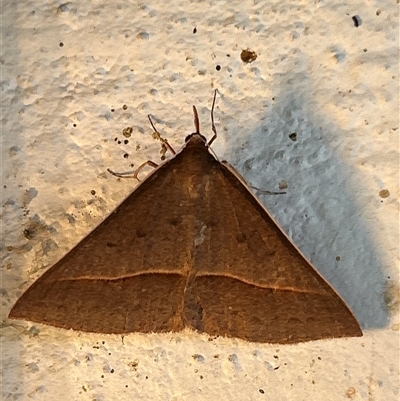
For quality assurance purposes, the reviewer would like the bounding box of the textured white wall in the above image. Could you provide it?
[2,0,399,400]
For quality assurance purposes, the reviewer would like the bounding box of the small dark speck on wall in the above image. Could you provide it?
[123,127,133,138]
[352,15,362,27]
[240,49,257,63]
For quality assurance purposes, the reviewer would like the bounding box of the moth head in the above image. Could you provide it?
[184,133,207,145]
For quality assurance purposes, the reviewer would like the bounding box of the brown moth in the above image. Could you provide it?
[9,92,362,343]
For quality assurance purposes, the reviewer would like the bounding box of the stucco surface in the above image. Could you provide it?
[2,1,399,400]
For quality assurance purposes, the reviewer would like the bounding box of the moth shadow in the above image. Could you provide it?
[223,89,389,332]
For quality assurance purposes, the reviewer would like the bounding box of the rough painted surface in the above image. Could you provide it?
[2,0,398,400]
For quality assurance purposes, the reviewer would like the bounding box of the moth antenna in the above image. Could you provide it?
[207,89,218,147]
[192,106,200,134]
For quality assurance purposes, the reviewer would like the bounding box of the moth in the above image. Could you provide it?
[9,92,362,343]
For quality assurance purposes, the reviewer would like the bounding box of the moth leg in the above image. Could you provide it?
[207,89,218,147]
[248,185,286,195]
[147,115,176,156]
[107,160,158,182]
[107,114,176,182]
[221,160,286,195]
